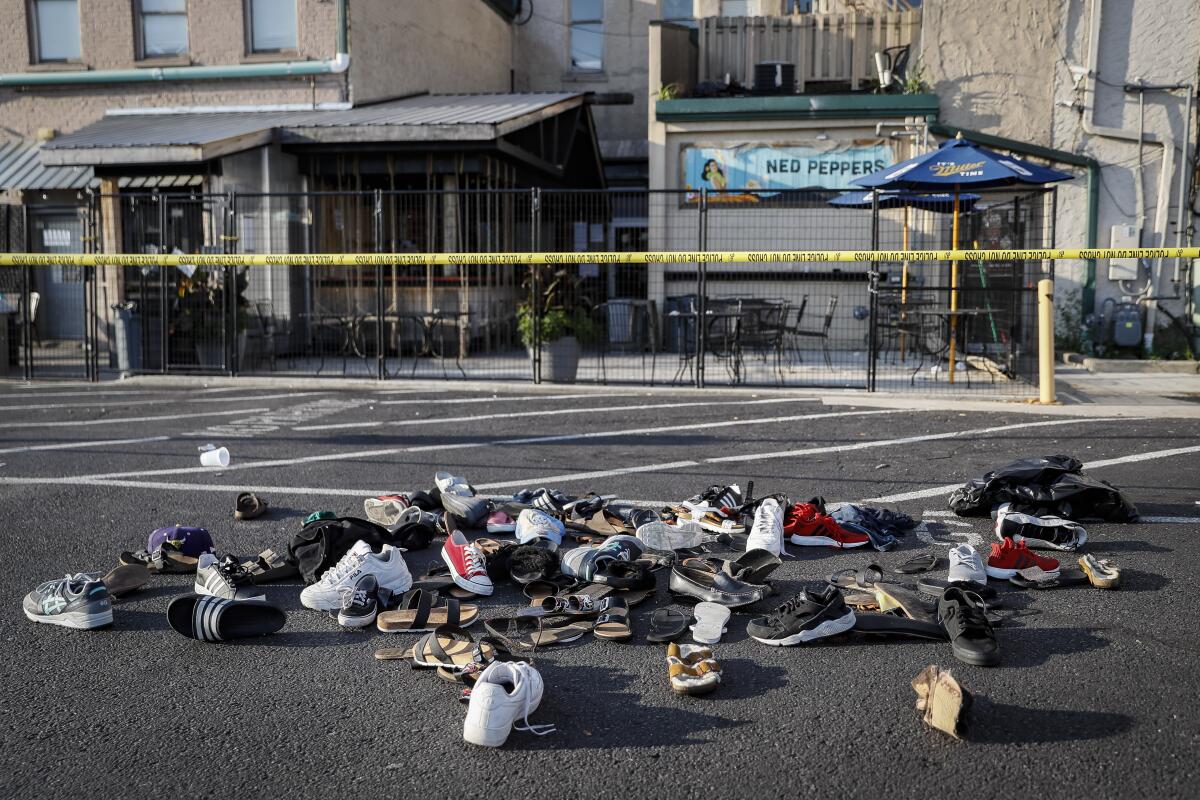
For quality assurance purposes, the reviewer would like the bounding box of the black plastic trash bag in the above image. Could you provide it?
[948,454,1138,522]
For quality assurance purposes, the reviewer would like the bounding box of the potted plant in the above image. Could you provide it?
[517,265,598,382]
[171,267,251,369]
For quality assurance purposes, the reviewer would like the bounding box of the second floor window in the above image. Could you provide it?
[569,0,603,72]
[720,0,749,15]
[662,0,696,26]
[138,0,189,58]
[29,0,81,62]
[247,0,297,54]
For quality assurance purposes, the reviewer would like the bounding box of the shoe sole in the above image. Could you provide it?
[789,535,868,548]
[441,549,494,596]
[23,607,113,630]
[951,642,1001,667]
[338,611,378,629]
[985,565,1060,580]
[1078,556,1120,589]
[750,610,856,646]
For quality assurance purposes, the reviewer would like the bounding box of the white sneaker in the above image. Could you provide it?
[745,497,783,556]
[947,544,987,584]
[463,661,554,747]
[515,508,565,550]
[435,471,473,497]
[299,540,412,611]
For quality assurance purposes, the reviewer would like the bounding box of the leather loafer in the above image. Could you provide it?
[669,564,772,607]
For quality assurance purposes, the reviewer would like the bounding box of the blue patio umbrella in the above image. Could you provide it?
[851,135,1074,382]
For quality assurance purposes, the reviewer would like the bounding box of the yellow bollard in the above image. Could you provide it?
[1038,278,1056,404]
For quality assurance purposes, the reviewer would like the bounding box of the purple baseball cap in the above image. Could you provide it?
[148,525,214,557]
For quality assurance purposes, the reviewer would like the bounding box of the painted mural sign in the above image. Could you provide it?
[682,141,895,203]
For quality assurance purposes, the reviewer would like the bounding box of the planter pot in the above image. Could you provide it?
[528,335,581,383]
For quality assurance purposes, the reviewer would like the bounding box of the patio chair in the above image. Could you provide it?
[593,300,660,386]
[737,300,790,385]
[786,295,838,370]
[667,296,699,386]
[241,302,276,372]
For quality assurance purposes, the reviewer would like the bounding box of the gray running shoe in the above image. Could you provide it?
[635,521,711,551]
[23,573,113,630]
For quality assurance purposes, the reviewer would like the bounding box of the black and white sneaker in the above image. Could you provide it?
[195,553,265,601]
[746,584,855,646]
[23,573,113,630]
[337,574,379,629]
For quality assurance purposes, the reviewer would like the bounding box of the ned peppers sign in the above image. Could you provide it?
[682,141,895,202]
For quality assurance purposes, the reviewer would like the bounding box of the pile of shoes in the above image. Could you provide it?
[19,454,1140,746]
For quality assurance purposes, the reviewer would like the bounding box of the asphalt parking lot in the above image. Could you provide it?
[1,379,1198,799]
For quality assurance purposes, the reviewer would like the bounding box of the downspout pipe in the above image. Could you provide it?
[0,0,349,87]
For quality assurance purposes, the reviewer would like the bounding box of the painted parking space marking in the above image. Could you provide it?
[473,417,1129,490]
[0,407,273,430]
[61,408,897,482]
[0,391,327,412]
[377,392,641,406]
[188,397,376,438]
[293,396,823,431]
[862,442,1200,503]
[0,435,171,455]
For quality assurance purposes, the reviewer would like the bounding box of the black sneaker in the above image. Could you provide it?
[746,584,855,646]
[338,574,379,629]
[195,553,264,601]
[23,573,113,630]
[938,586,1000,667]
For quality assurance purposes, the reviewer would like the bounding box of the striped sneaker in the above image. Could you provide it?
[195,553,265,601]
[167,595,286,643]
[985,537,1060,580]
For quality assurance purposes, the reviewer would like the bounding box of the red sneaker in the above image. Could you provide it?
[442,531,494,596]
[985,537,1060,579]
[784,503,870,549]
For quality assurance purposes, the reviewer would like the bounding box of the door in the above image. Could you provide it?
[29,209,86,340]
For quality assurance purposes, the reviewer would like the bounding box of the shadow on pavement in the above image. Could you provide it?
[997,626,1110,668]
[969,700,1135,744]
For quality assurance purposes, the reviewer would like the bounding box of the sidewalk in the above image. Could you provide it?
[7,368,1200,419]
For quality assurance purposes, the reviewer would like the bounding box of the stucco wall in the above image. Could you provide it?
[514,0,655,148]
[348,0,512,104]
[0,0,341,138]
[923,0,1200,346]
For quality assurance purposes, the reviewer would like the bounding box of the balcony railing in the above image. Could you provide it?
[697,10,921,93]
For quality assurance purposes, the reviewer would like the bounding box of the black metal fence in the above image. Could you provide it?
[0,187,1053,394]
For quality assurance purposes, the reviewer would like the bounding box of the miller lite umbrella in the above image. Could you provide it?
[851,134,1072,382]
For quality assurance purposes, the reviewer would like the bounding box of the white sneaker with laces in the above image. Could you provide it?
[745,497,784,556]
[463,661,554,747]
[947,544,987,584]
[300,540,412,611]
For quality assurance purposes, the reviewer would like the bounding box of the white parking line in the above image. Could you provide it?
[377,392,639,406]
[60,407,897,481]
[471,417,1129,490]
[0,435,171,455]
[863,442,1200,503]
[0,407,272,430]
[0,476,383,497]
[0,391,325,412]
[293,396,821,431]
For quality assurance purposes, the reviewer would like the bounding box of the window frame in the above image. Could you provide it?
[661,0,696,27]
[244,0,299,56]
[135,0,190,61]
[568,0,604,73]
[28,0,82,64]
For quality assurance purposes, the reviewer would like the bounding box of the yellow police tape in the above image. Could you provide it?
[0,247,1197,268]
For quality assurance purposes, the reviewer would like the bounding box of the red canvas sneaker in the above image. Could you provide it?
[985,537,1060,579]
[442,531,494,596]
[784,503,870,549]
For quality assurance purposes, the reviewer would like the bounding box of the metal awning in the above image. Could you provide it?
[41,92,588,165]
[0,138,205,190]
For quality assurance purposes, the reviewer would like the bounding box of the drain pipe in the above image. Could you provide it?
[1081,0,1184,353]
[0,0,349,87]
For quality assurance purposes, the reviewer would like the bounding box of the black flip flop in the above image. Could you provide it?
[918,577,998,600]
[852,612,949,640]
[167,595,286,642]
[646,608,690,643]
[893,552,941,575]
[1009,571,1090,590]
